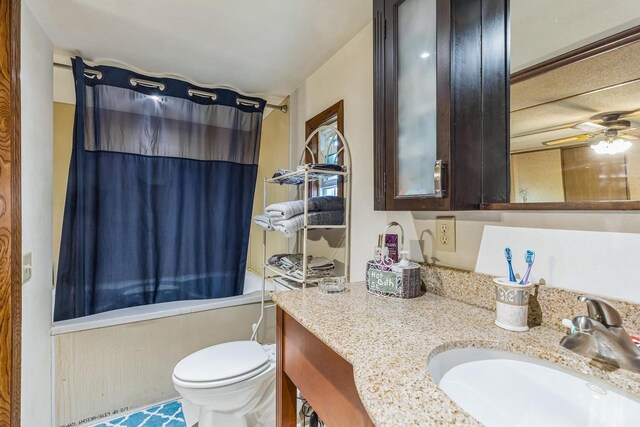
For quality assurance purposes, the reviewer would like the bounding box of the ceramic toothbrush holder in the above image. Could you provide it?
[493,278,534,332]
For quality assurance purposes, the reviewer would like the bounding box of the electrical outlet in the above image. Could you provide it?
[22,252,32,284]
[435,217,456,252]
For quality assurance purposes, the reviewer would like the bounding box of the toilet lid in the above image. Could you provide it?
[173,340,270,383]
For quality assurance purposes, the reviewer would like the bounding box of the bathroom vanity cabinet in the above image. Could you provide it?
[275,307,374,426]
[373,0,509,210]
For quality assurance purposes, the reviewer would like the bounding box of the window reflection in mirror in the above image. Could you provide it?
[510,0,640,203]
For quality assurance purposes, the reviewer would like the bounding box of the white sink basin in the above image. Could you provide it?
[428,348,640,427]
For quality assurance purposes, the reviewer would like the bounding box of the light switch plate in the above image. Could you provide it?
[435,217,456,253]
[23,252,32,284]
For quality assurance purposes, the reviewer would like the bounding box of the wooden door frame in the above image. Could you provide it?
[0,0,22,425]
[304,100,345,197]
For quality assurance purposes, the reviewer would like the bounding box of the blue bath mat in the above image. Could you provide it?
[93,400,187,427]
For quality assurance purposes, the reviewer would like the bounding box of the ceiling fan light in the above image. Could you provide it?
[613,138,632,153]
[590,139,632,155]
[591,141,607,154]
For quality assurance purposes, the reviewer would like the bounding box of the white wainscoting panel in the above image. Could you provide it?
[54,302,275,427]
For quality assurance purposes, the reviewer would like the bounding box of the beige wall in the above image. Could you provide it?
[54,303,275,427]
[21,4,54,426]
[248,99,291,274]
[511,146,640,203]
[53,102,74,279]
[289,21,640,298]
[510,150,565,203]
[290,22,399,280]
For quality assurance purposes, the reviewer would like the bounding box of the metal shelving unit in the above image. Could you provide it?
[263,126,352,288]
[251,126,352,341]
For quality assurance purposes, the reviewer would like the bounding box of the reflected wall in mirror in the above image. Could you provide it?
[510,0,640,204]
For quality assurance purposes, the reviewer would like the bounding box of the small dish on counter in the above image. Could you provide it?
[318,276,347,293]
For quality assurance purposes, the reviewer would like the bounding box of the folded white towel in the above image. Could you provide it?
[253,214,274,231]
[272,214,304,234]
[266,200,305,220]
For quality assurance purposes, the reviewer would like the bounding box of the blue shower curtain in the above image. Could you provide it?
[54,57,265,321]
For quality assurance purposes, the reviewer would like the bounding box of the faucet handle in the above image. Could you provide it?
[578,295,622,327]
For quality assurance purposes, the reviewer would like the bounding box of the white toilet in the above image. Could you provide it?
[172,340,276,427]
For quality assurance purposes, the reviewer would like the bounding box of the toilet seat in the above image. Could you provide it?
[173,341,272,389]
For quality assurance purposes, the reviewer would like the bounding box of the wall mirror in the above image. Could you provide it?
[507,0,640,209]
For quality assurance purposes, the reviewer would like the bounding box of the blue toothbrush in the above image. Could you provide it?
[520,250,535,285]
[504,248,516,282]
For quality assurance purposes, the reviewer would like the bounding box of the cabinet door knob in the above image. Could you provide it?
[434,160,446,198]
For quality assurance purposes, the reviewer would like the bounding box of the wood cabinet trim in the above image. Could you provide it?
[0,0,22,425]
[481,201,640,211]
[373,0,509,211]
[276,307,373,426]
[481,0,510,204]
[276,307,297,427]
[373,0,386,210]
[511,24,640,85]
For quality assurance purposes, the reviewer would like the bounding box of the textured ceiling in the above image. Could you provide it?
[511,0,640,72]
[511,41,640,152]
[511,42,640,111]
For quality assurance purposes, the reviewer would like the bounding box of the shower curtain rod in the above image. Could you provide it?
[53,62,288,113]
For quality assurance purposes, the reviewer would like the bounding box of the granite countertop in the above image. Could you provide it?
[271,283,640,426]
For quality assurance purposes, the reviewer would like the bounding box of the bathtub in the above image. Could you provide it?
[52,270,276,427]
[51,270,274,335]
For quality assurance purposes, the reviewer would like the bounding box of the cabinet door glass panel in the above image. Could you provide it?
[396,0,438,197]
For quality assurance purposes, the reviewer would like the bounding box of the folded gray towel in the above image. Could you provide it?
[272,210,345,235]
[266,196,344,220]
[307,210,344,227]
[253,214,274,231]
[272,169,314,186]
[307,196,344,212]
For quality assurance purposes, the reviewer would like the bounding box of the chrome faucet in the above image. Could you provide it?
[560,295,640,373]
